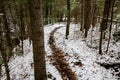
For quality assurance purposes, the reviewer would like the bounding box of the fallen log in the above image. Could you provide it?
[96,61,120,69]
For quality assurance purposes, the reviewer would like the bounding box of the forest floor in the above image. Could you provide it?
[1,23,120,80]
[48,26,77,80]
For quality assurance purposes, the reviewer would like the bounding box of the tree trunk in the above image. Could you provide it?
[65,0,70,39]
[0,45,10,80]
[99,0,114,54]
[28,0,47,80]
[20,5,26,54]
[99,29,103,54]
[0,14,10,80]
[106,0,116,53]
[1,0,13,59]
[80,0,84,31]
[92,0,97,27]
[101,0,113,31]
[49,0,53,23]
[0,64,2,80]
[84,0,92,38]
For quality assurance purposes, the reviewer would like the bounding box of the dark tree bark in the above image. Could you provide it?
[65,0,70,39]
[0,44,10,80]
[96,62,120,69]
[92,0,97,27]
[19,5,26,54]
[49,0,53,23]
[28,0,47,80]
[99,0,114,54]
[0,64,2,80]
[80,0,84,31]
[0,12,10,80]
[84,0,92,38]
[106,0,116,53]
[1,0,13,59]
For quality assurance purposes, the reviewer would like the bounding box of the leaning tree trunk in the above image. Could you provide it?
[106,0,116,53]
[65,0,70,39]
[28,0,47,80]
[99,0,113,54]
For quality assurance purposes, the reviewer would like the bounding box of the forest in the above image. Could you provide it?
[0,0,120,80]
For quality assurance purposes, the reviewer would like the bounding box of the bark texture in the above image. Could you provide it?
[84,0,92,38]
[28,0,47,80]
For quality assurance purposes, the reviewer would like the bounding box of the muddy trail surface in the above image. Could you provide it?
[48,26,77,80]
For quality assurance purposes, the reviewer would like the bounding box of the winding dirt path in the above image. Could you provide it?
[49,26,77,80]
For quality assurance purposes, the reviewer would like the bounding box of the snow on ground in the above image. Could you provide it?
[1,23,65,80]
[1,23,119,80]
[54,23,118,80]
[1,40,34,80]
[44,23,66,80]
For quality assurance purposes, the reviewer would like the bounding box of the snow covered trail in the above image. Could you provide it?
[1,23,66,80]
[1,23,118,80]
[48,26,77,80]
